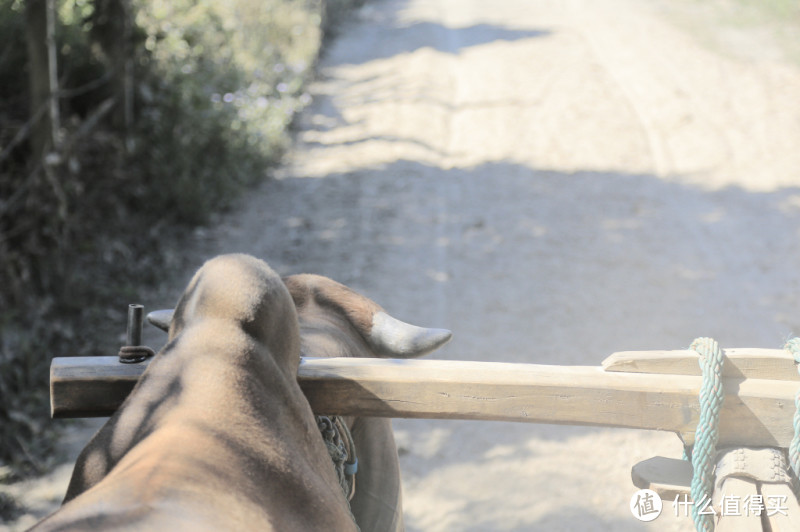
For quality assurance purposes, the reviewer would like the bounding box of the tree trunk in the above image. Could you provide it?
[91,0,132,141]
[25,0,60,162]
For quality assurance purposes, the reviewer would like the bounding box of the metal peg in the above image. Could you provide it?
[126,304,144,347]
[119,304,154,364]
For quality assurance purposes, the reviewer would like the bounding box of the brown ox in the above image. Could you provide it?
[33,254,450,531]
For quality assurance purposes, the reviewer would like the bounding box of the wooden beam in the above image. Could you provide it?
[51,355,800,447]
[760,482,800,531]
[603,349,799,381]
[716,477,762,532]
[50,356,147,418]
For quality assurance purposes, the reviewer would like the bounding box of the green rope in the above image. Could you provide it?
[783,338,800,496]
[687,337,725,532]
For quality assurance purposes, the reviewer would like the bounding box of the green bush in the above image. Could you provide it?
[0,0,365,489]
[0,312,64,479]
[129,0,325,223]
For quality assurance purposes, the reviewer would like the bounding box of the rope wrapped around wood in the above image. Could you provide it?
[117,345,155,364]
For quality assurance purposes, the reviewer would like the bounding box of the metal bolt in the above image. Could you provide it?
[119,304,154,364]
[127,304,144,346]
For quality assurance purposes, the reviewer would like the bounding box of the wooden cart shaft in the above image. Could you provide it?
[51,349,800,448]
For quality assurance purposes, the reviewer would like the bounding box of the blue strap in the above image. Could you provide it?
[344,458,358,476]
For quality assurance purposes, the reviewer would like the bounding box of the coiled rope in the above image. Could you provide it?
[317,415,359,501]
[686,337,725,532]
[317,415,360,530]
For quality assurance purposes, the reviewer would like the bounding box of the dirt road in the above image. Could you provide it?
[7,0,800,530]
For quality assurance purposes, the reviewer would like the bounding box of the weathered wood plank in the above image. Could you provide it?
[716,477,762,532]
[50,356,152,418]
[50,356,800,448]
[603,349,799,381]
[760,482,800,532]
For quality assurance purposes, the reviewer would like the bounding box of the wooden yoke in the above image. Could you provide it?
[51,348,799,447]
[612,350,800,531]
[600,348,799,446]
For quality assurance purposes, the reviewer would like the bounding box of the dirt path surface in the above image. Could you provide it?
[7,0,800,530]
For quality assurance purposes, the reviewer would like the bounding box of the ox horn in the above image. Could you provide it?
[368,311,452,358]
[147,309,174,332]
[147,308,452,358]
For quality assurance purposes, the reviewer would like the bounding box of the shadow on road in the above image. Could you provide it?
[331,13,552,66]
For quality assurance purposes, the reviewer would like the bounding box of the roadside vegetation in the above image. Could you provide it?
[664,0,800,65]
[0,0,363,516]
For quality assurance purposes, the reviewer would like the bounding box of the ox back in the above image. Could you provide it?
[33,255,358,531]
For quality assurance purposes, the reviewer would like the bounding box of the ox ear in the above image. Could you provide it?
[146,309,174,332]
[368,311,452,358]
